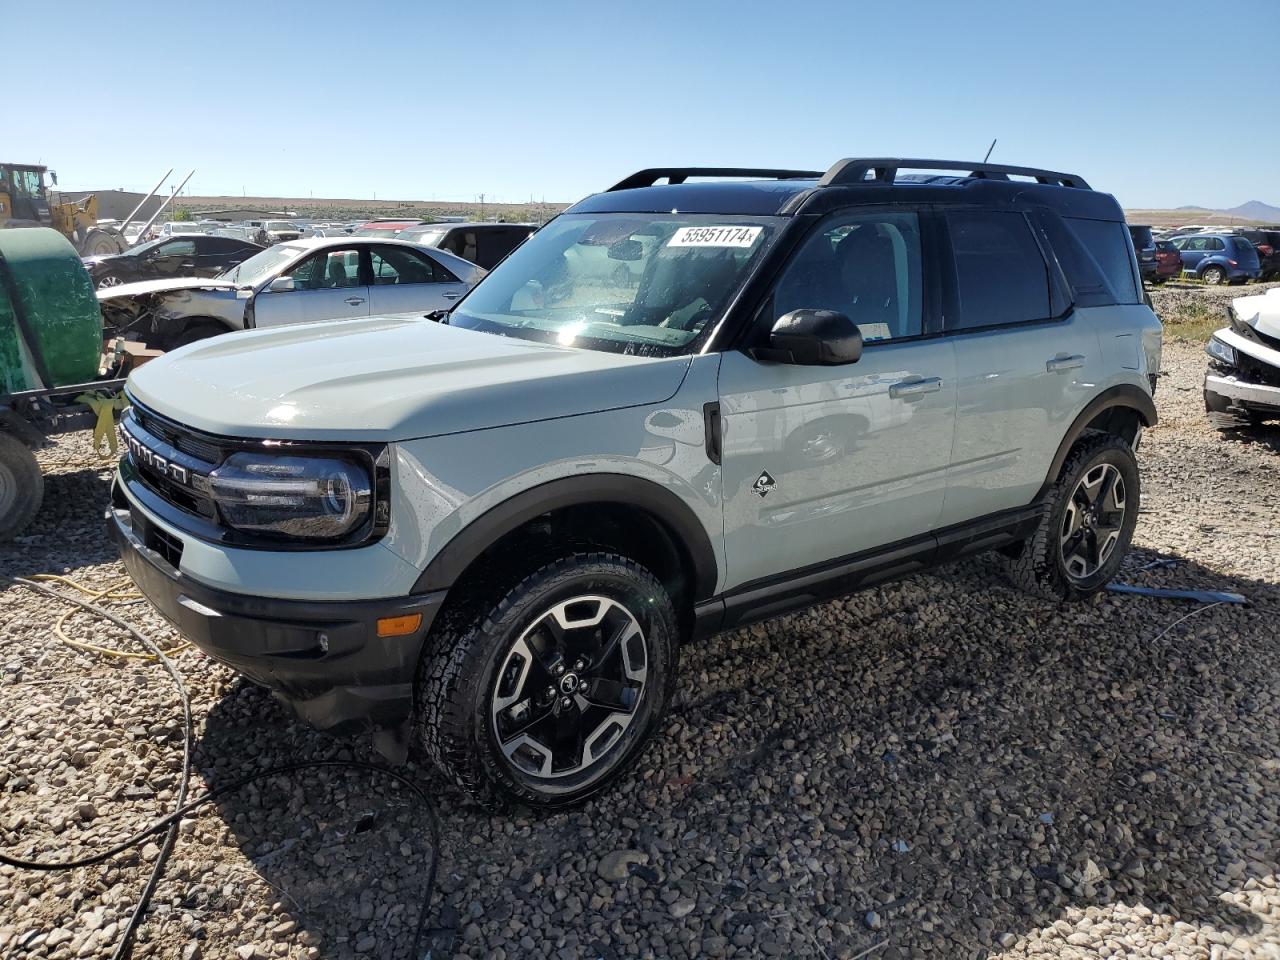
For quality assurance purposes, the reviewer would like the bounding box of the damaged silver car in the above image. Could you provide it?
[1205,287,1280,429]
[97,237,484,349]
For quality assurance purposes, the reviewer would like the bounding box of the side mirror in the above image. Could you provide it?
[751,309,863,366]
[267,276,296,293]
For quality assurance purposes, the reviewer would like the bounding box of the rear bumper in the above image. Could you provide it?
[107,484,445,734]
[1205,373,1280,413]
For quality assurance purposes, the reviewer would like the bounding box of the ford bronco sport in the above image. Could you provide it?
[109,158,1162,808]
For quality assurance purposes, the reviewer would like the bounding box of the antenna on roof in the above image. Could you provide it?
[983,138,998,163]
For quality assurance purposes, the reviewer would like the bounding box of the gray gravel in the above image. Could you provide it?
[2,333,1279,959]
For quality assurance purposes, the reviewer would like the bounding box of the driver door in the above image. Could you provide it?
[717,208,956,590]
[252,246,371,328]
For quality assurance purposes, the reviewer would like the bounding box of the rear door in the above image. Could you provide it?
[366,244,469,314]
[252,245,371,327]
[718,207,957,588]
[939,210,1102,525]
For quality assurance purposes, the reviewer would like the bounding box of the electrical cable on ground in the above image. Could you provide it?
[1,576,442,960]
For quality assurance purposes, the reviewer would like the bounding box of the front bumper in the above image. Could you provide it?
[107,486,445,734]
[1205,373,1280,414]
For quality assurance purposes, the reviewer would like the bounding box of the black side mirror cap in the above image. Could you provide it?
[749,309,863,366]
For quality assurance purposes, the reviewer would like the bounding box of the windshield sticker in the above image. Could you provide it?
[857,323,891,342]
[668,226,762,249]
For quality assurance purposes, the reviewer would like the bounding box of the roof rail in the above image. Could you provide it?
[817,158,1091,190]
[608,167,824,192]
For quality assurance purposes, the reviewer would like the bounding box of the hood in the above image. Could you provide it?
[126,315,692,441]
[1233,287,1280,340]
[97,276,239,301]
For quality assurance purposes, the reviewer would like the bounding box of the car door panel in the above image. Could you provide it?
[366,245,469,315]
[719,340,956,589]
[252,246,370,328]
[716,207,955,591]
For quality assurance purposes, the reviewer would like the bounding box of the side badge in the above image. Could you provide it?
[752,471,777,498]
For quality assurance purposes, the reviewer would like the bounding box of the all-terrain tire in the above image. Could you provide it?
[414,552,679,810]
[0,432,44,542]
[1005,432,1139,601]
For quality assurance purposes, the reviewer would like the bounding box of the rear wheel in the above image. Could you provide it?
[165,319,228,350]
[1006,433,1139,601]
[415,553,678,809]
[1201,264,1227,285]
[96,273,125,290]
[0,433,43,542]
[78,228,125,257]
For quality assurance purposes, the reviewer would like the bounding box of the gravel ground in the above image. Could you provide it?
[2,334,1278,960]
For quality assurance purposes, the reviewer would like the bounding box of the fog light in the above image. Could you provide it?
[377,614,423,638]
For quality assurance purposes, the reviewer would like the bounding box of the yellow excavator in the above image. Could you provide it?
[0,162,126,256]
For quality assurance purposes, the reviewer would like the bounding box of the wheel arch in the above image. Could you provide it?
[412,474,719,608]
[1036,385,1156,500]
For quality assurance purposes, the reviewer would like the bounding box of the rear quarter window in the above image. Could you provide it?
[946,211,1052,330]
[1065,218,1141,304]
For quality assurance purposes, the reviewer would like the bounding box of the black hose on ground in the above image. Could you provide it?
[1,576,442,960]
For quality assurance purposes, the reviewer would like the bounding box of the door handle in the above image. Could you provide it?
[888,377,942,399]
[442,292,462,300]
[1046,354,1085,373]
[345,296,366,306]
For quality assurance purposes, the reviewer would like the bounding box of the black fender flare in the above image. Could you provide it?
[1038,385,1157,498]
[412,473,719,600]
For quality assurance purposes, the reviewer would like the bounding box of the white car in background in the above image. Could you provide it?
[97,237,484,348]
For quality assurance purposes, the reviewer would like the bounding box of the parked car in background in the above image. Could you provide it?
[1228,228,1280,280]
[96,236,483,348]
[84,235,264,289]
[1154,240,1181,283]
[1170,233,1261,284]
[1204,287,1280,429]
[395,221,536,269]
[264,220,303,244]
[1128,224,1158,283]
[352,219,427,240]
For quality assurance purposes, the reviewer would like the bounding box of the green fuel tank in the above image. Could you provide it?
[0,227,103,394]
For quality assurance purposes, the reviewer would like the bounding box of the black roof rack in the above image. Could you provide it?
[817,158,1090,190]
[608,167,824,192]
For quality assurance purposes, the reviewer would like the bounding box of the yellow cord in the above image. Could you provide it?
[26,573,191,660]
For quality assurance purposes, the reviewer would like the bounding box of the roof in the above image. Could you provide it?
[399,221,536,231]
[568,158,1124,221]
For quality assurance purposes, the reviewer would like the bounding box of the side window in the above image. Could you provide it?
[442,230,479,264]
[156,239,196,259]
[772,211,923,342]
[288,248,361,290]
[370,246,447,284]
[946,211,1051,329]
[1062,218,1141,304]
[1186,238,1207,251]
[1208,237,1225,251]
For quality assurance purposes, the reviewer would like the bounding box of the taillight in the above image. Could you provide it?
[1228,260,1238,267]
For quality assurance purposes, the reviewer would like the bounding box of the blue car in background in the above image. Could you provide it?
[1171,233,1262,285]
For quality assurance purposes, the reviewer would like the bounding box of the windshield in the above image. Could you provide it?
[266,221,299,231]
[447,213,778,356]
[219,243,305,285]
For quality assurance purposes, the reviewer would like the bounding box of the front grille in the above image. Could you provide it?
[132,406,224,463]
[123,405,221,521]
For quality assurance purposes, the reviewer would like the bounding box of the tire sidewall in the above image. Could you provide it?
[463,559,677,807]
[1046,442,1140,595]
[0,434,44,542]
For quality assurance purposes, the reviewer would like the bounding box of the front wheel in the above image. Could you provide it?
[1006,433,1140,601]
[415,553,678,809]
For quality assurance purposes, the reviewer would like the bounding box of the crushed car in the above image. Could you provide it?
[1205,286,1280,428]
[97,237,484,349]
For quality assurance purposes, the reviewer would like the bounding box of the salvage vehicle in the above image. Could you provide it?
[1128,224,1158,284]
[110,158,1161,808]
[396,222,536,270]
[1153,240,1181,283]
[352,219,427,240]
[1204,286,1280,428]
[1,228,126,539]
[97,237,482,349]
[1228,228,1280,280]
[264,220,302,244]
[85,235,264,289]
[1171,233,1262,284]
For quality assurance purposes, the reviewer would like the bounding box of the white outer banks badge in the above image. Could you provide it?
[752,471,777,497]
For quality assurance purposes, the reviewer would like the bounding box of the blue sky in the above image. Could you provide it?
[9,0,1278,209]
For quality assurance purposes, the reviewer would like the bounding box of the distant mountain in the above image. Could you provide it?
[1225,200,1280,222]
[1171,201,1280,221]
